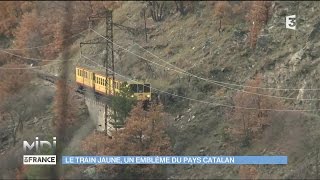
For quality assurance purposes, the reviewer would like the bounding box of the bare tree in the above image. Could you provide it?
[0,91,42,146]
[213,2,232,35]
[229,74,283,147]
[175,1,186,15]
[147,1,165,22]
[247,1,272,48]
[140,7,148,43]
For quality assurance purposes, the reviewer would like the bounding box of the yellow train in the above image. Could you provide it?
[75,66,151,101]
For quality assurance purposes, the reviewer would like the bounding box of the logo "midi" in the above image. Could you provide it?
[23,137,57,165]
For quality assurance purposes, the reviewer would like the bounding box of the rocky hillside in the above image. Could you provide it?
[73,1,320,179]
[1,1,320,179]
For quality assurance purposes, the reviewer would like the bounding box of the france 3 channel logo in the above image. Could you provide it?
[23,137,56,165]
[286,15,296,30]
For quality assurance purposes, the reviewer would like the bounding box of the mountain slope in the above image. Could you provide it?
[41,1,320,179]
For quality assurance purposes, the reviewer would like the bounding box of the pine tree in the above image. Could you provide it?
[110,82,136,128]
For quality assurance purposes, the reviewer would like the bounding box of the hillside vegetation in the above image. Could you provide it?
[1,1,320,179]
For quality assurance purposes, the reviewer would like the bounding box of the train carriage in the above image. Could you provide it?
[128,82,151,101]
[75,65,151,101]
[76,67,95,89]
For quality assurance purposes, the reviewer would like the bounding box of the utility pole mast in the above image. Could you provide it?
[80,9,139,135]
[105,9,115,96]
[105,10,115,136]
[81,10,115,85]
[80,9,115,135]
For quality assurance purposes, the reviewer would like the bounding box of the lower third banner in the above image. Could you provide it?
[61,156,287,165]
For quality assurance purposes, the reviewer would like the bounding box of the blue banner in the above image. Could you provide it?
[61,156,287,165]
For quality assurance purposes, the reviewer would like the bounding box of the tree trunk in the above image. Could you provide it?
[89,1,94,15]
[148,1,164,22]
[175,1,179,12]
[143,9,147,43]
[242,114,246,136]
[316,147,319,179]
[218,18,222,36]
[175,1,185,15]
[13,126,17,146]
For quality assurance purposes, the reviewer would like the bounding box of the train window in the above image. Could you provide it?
[138,84,143,93]
[130,84,138,93]
[144,84,150,93]
[103,79,105,86]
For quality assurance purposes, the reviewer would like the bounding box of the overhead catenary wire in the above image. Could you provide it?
[90,28,320,101]
[0,16,315,92]
[103,16,320,91]
[133,42,320,91]
[122,16,318,92]
[1,50,317,112]
[1,28,319,102]
[81,54,320,112]
[2,31,320,101]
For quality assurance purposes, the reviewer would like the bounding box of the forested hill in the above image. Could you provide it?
[1,1,320,179]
